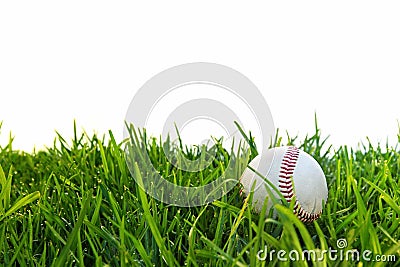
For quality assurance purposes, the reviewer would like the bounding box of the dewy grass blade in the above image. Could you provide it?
[8,231,28,266]
[83,219,120,248]
[76,227,85,267]
[54,189,92,266]
[0,191,40,222]
[45,221,67,245]
[363,178,400,215]
[133,162,177,266]
[0,165,12,214]
[119,216,127,267]
[187,206,208,267]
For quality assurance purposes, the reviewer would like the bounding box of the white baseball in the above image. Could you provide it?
[240,146,328,222]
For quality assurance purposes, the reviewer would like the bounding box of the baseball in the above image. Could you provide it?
[240,146,328,223]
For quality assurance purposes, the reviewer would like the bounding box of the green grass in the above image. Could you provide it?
[0,120,399,266]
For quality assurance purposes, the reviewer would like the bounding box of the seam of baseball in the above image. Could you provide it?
[278,146,321,223]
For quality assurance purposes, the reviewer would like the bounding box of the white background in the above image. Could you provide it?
[0,1,399,152]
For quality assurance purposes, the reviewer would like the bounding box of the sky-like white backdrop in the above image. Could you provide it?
[1,1,399,152]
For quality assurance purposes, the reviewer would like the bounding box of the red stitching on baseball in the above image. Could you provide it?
[278,146,321,223]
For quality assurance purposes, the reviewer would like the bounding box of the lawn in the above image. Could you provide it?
[0,121,399,266]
